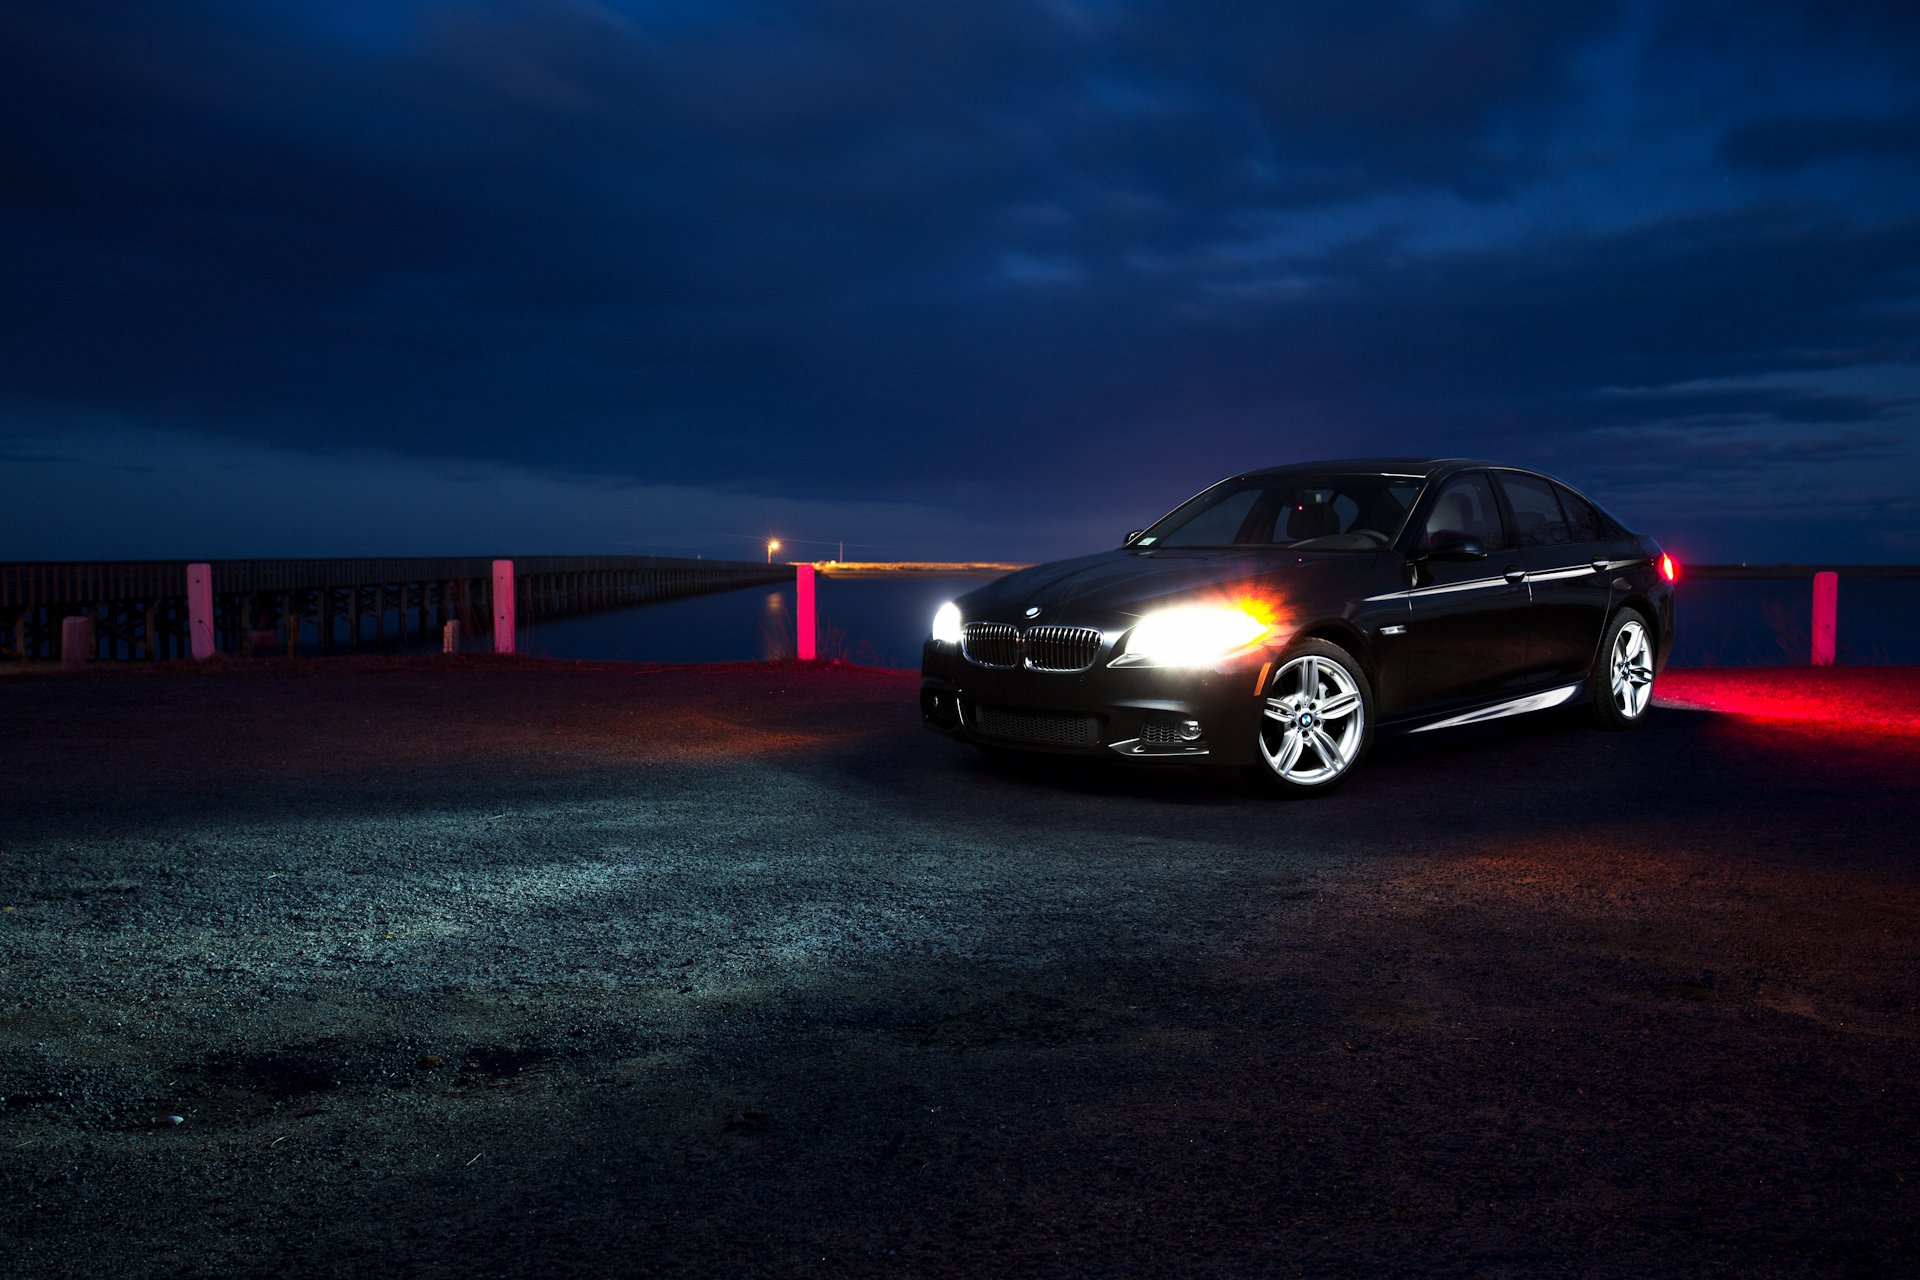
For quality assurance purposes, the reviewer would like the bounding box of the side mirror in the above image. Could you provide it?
[1123,529,1144,546]
[1423,533,1487,562]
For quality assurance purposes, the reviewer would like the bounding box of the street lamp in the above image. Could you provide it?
[767,538,781,563]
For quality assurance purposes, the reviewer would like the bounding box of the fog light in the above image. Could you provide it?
[1177,719,1203,741]
[921,688,961,729]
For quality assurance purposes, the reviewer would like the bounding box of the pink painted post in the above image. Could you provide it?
[60,616,92,668]
[187,563,215,660]
[1811,570,1838,667]
[795,563,817,661]
[492,559,516,655]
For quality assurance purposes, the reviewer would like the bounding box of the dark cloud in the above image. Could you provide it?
[1718,110,1920,174]
[0,0,1916,562]
[1116,0,1624,199]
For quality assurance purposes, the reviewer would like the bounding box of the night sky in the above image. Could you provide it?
[2,1,1916,565]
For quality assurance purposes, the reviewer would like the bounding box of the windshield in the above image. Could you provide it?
[1136,473,1424,551]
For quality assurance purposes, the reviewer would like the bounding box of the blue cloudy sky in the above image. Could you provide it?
[2,0,1916,564]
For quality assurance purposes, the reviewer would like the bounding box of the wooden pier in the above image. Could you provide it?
[0,556,790,663]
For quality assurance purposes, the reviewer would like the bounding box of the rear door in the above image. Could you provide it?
[1494,471,1614,689]
[1395,471,1533,715]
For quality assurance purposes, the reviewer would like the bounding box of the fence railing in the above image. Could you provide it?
[0,556,790,663]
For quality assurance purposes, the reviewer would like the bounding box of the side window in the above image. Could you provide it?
[1497,473,1571,547]
[1420,474,1503,549]
[1553,484,1607,543]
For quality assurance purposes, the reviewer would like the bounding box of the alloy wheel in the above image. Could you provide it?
[1610,617,1654,719]
[1259,653,1366,785]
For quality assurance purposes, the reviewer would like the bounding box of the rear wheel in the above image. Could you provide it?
[1592,609,1655,730]
[1248,639,1374,797]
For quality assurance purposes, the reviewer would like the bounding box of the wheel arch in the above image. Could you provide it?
[1289,618,1378,689]
[1608,593,1665,661]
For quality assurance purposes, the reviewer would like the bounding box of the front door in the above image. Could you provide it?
[1396,471,1532,716]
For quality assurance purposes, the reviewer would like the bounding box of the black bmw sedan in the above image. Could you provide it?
[920,458,1676,796]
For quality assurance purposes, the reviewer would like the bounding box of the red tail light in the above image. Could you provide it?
[1658,553,1679,582]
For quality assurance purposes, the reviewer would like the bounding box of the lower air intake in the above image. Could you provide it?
[973,705,1102,747]
[1141,719,1186,745]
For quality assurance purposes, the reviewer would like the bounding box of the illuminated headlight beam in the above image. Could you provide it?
[931,601,963,644]
[1110,603,1272,668]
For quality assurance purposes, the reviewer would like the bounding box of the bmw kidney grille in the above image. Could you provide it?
[961,623,1102,672]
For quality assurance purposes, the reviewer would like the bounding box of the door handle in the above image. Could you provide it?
[1503,566,1526,584]
[1590,559,1610,573]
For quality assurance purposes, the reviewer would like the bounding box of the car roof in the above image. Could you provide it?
[1239,457,1493,480]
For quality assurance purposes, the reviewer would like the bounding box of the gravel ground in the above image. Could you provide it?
[2,656,1916,1278]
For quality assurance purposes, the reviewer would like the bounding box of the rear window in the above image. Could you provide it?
[1553,483,1608,544]
[1497,473,1573,547]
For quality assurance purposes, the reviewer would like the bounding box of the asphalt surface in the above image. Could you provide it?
[2,657,1916,1278]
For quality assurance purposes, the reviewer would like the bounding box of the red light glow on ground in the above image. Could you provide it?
[1656,667,1920,739]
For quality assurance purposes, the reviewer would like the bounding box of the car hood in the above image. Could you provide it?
[959,548,1376,622]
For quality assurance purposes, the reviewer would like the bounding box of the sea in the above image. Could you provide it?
[515,574,976,669]
[515,571,1920,670]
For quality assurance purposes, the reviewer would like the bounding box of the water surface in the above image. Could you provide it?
[521,574,982,668]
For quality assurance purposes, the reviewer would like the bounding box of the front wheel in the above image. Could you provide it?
[1592,608,1655,730]
[1247,639,1374,797]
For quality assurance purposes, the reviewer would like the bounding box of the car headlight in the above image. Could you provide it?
[931,601,963,644]
[1112,603,1271,667]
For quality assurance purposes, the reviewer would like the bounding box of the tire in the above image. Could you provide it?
[1246,638,1375,798]
[1591,608,1655,730]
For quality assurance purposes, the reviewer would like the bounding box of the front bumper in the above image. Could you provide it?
[920,639,1268,767]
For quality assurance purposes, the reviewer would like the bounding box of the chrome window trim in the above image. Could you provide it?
[1367,574,1514,603]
